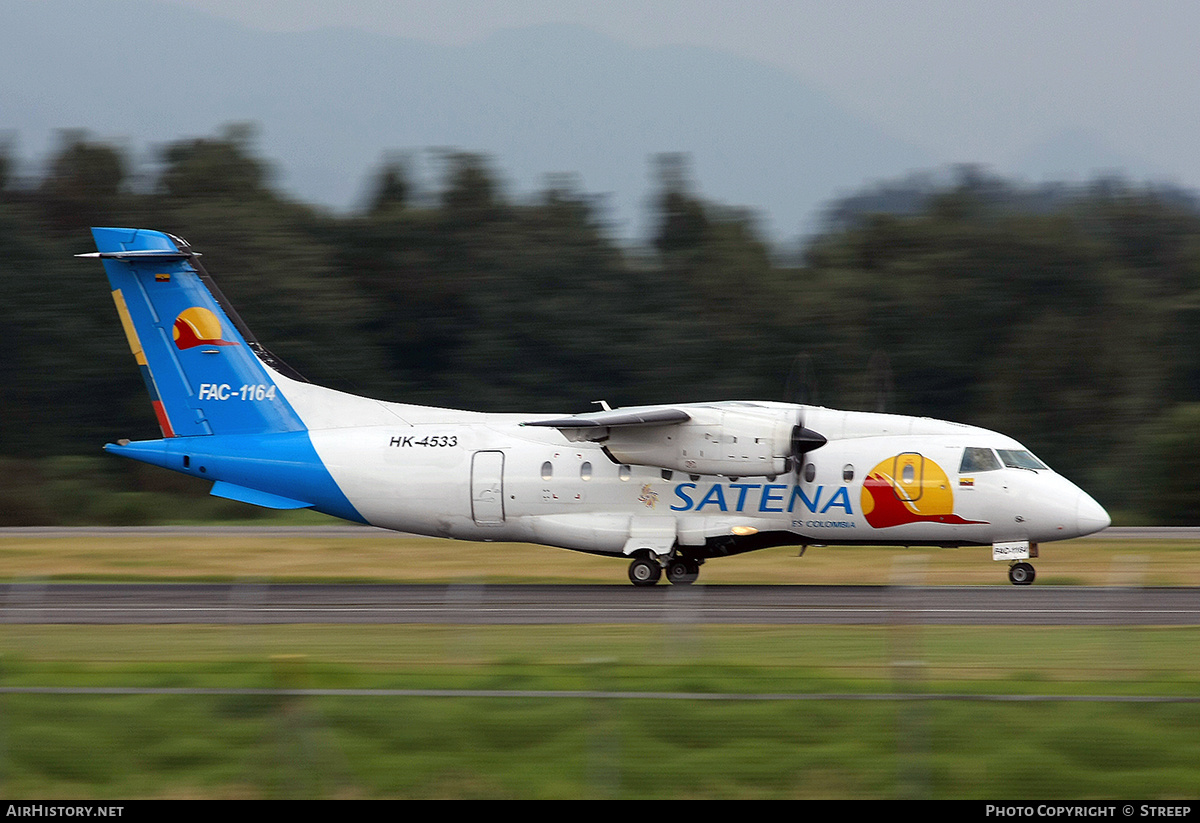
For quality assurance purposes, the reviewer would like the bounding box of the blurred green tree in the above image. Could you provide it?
[1142,404,1200,524]
[39,130,128,231]
[159,123,271,201]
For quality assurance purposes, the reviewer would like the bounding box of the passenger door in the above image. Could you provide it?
[471,451,506,525]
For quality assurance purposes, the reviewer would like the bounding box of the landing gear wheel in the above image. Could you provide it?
[665,558,700,586]
[1008,561,1036,586]
[628,557,662,587]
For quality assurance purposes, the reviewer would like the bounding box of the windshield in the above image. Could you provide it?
[959,447,1002,473]
[997,449,1049,471]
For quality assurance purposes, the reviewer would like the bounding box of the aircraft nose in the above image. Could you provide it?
[1076,490,1111,536]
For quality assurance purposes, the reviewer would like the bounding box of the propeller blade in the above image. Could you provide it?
[783,353,818,406]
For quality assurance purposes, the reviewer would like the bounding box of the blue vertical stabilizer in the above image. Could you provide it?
[85,227,306,438]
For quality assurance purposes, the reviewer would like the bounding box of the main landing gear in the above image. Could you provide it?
[1008,561,1036,586]
[628,553,701,587]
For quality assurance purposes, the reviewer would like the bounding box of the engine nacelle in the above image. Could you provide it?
[602,407,796,477]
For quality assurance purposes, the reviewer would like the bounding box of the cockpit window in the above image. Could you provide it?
[960,447,1002,473]
[997,449,1049,471]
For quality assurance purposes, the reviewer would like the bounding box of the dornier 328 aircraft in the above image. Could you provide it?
[81,227,1110,586]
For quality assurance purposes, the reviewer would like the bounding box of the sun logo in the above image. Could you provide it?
[638,484,659,508]
[860,453,987,528]
[173,307,238,350]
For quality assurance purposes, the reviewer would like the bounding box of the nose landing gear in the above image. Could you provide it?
[995,541,1038,586]
[1008,561,1036,586]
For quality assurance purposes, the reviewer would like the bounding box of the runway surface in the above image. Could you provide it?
[1,527,1196,626]
[3,583,1198,625]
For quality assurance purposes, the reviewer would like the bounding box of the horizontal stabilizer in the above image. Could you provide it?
[209,480,313,510]
[76,250,197,261]
[522,407,690,429]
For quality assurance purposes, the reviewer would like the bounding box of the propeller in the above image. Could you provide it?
[783,353,818,407]
[783,353,826,477]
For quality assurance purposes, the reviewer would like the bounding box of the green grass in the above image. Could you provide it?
[1,624,1199,798]
[2,690,1195,799]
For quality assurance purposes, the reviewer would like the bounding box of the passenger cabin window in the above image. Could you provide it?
[619,465,632,482]
[997,449,1048,471]
[803,463,816,483]
[960,447,1002,473]
[580,461,593,481]
[843,464,854,482]
[541,461,553,481]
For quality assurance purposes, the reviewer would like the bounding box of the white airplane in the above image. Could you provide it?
[81,227,1111,586]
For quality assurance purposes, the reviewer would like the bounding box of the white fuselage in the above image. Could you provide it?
[285,377,1109,557]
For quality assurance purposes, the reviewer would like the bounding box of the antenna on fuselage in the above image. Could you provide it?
[867,350,894,413]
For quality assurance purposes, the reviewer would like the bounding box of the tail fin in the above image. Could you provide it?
[83,228,305,437]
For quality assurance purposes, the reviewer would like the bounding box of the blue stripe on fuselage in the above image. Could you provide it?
[105,430,366,524]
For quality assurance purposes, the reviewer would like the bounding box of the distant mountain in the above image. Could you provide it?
[816,164,1200,236]
[1009,128,1172,188]
[1,0,936,241]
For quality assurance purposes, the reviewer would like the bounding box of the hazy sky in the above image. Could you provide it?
[164,0,1200,187]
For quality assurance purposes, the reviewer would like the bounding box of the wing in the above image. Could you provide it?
[521,406,691,431]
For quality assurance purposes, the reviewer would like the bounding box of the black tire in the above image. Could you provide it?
[1008,562,1035,586]
[628,557,661,587]
[666,558,699,586]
